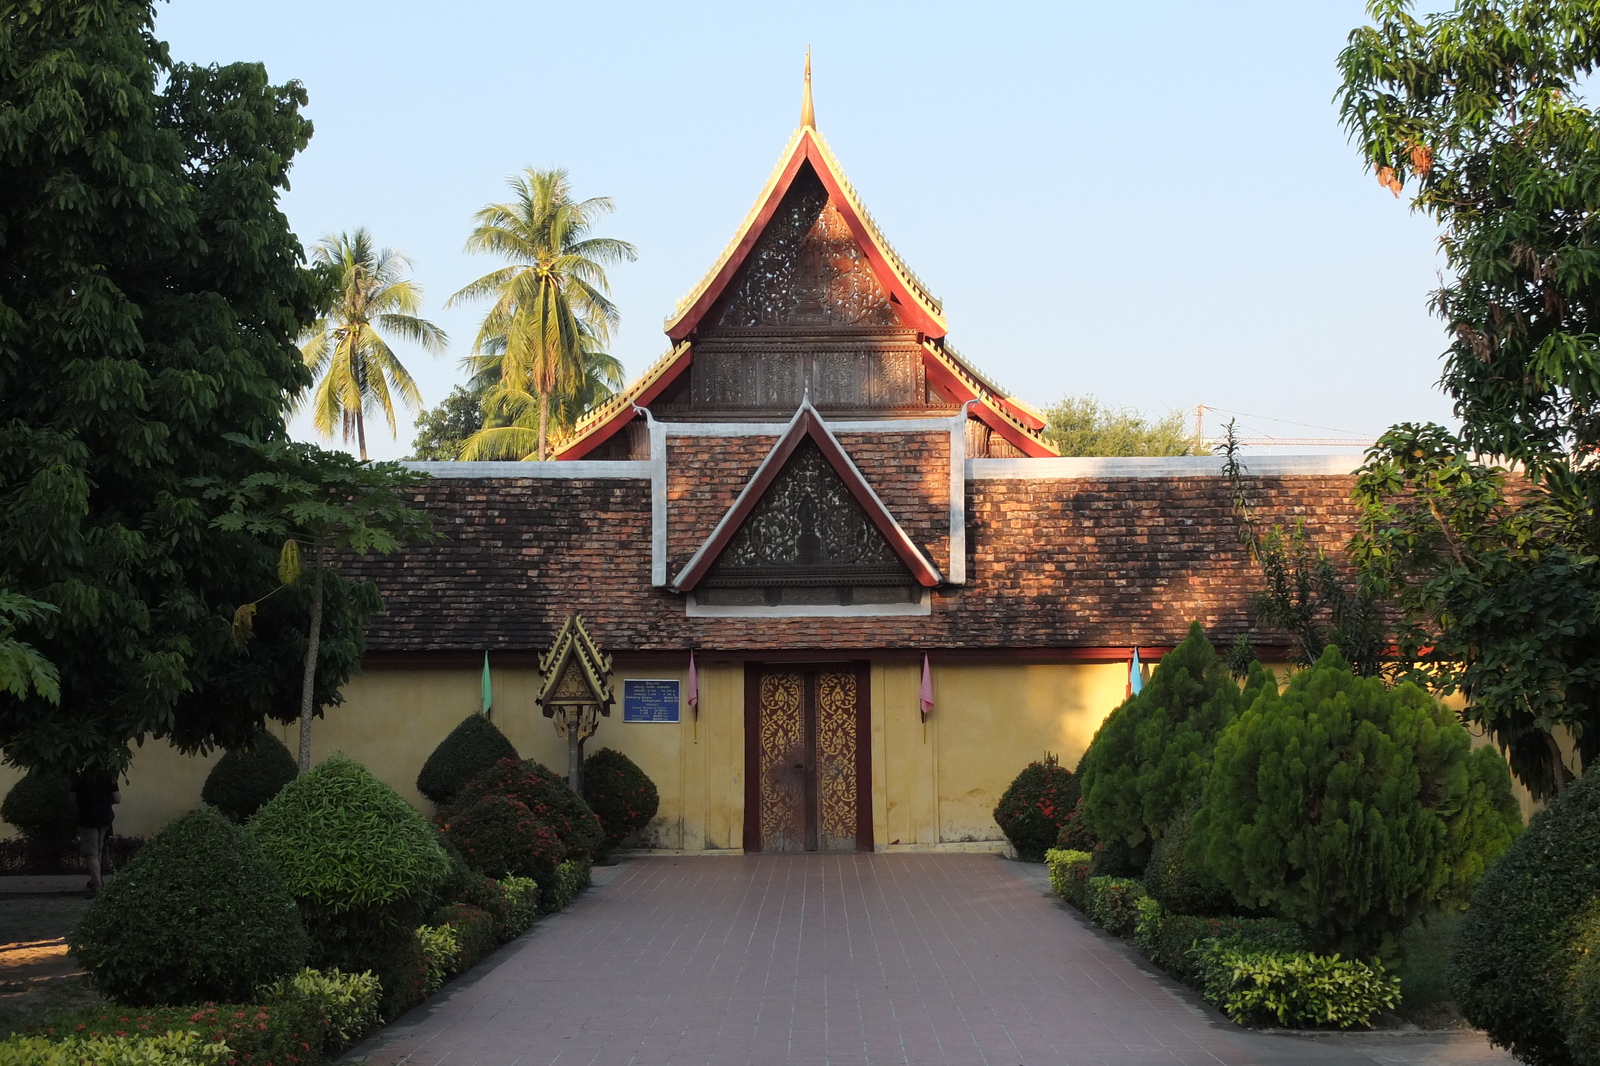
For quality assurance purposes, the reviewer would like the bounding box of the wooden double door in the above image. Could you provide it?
[743,663,873,853]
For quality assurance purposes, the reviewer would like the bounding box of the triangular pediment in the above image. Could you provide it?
[672,403,942,592]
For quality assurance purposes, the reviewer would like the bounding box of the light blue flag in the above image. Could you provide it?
[1128,647,1144,697]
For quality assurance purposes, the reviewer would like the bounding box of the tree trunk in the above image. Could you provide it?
[538,393,549,462]
[1547,730,1573,796]
[297,540,326,775]
[355,407,368,463]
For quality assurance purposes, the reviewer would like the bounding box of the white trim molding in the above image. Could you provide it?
[685,589,933,618]
[968,454,1365,479]
[403,460,651,479]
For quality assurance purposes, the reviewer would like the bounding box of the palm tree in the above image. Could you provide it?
[448,168,636,461]
[300,229,447,461]
[458,324,626,460]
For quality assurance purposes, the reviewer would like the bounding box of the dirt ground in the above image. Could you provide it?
[0,896,107,1038]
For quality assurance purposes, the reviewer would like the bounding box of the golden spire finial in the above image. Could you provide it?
[800,47,815,129]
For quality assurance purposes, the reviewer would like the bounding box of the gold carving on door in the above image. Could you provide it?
[816,671,859,852]
[757,671,806,852]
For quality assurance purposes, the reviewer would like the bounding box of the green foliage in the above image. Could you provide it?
[541,858,591,915]
[200,731,297,822]
[1394,910,1463,1017]
[1085,876,1147,937]
[1452,763,1600,1066]
[1195,940,1401,1028]
[1142,798,1233,916]
[415,922,459,996]
[1,770,74,845]
[1196,647,1522,956]
[992,754,1079,863]
[439,792,565,886]
[1135,909,1306,986]
[498,876,541,937]
[374,930,429,1020]
[42,1000,322,1066]
[69,808,307,1005]
[1352,424,1600,800]
[1054,796,1098,851]
[417,714,519,806]
[0,1031,230,1066]
[1042,396,1205,457]
[262,966,381,1051]
[430,902,496,971]
[448,758,602,861]
[247,755,449,991]
[1562,902,1600,1065]
[0,0,388,773]
[1044,848,1092,905]
[0,592,59,705]
[582,747,660,852]
[408,385,485,461]
[1080,624,1244,859]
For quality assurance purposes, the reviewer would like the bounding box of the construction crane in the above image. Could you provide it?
[1194,405,1373,449]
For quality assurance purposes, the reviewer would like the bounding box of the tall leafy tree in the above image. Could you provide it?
[448,168,636,461]
[1043,396,1206,457]
[0,1,360,771]
[459,324,625,460]
[1339,0,1600,795]
[300,229,446,461]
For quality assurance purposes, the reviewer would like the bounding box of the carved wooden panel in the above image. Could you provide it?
[873,350,920,406]
[716,167,898,330]
[706,440,906,587]
[758,351,803,407]
[815,350,862,407]
[816,670,859,852]
[757,671,807,852]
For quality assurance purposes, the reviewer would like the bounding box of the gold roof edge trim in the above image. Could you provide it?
[924,340,1058,455]
[565,339,691,440]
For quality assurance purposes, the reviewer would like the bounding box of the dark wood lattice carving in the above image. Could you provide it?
[703,440,910,588]
[716,166,899,330]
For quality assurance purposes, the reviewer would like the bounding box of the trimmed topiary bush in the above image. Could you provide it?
[417,714,518,806]
[0,1030,231,1065]
[1085,876,1147,936]
[1,770,75,860]
[41,1000,324,1064]
[200,730,298,822]
[430,902,497,972]
[582,747,660,852]
[1055,796,1098,852]
[447,758,602,861]
[540,857,591,914]
[1142,797,1233,916]
[498,876,541,937]
[1562,903,1600,1064]
[247,754,450,1009]
[1193,941,1401,1028]
[264,967,383,1052]
[439,791,565,886]
[1134,909,1305,985]
[1196,646,1523,956]
[1452,763,1600,1066]
[992,754,1079,863]
[1080,623,1263,867]
[68,807,308,1006]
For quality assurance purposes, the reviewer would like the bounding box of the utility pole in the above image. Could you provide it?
[1194,404,1205,445]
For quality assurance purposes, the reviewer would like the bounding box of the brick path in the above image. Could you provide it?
[347,854,1512,1066]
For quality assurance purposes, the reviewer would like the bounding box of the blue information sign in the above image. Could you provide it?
[623,679,681,723]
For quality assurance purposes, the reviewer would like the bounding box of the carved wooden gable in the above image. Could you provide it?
[715,165,899,330]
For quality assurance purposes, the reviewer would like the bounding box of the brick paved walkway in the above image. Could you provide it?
[347,854,1512,1066]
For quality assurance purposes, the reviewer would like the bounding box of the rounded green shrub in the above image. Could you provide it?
[2,770,75,848]
[448,759,602,861]
[68,807,308,1005]
[1143,797,1234,916]
[247,754,450,985]
[1080,623,1261,866]
[1563,903,1600,1064]
[1452,763,1600,1066]
[1196,646,1522,956]
[440,792,564,886]
[200,730,297,822]
[992,754,1079,863]
[416,714,518,806]
[582,747,659,852]
[430,902,496,971]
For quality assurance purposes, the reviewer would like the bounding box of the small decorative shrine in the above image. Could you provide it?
[535,613,614,790]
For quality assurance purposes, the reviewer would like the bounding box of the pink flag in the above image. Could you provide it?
[688,650,699,719]
[920,654,934,720]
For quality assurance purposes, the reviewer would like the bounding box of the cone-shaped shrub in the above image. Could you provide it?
[201,730,297,822]
[993,755,1079,863]
[416,714,518,806]
[439,792,564,886]
[247,754,450,997]
[582,747,660,852]
[69,807,308,1005]
[1452,764,1600,1066]
[1080,624,1264,863]
[2,770,75,848]
[1194,646,1522,956]
[446,759,601,861]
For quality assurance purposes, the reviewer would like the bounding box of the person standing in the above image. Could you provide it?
[70,768,120,897]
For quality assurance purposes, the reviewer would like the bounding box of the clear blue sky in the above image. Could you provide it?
[155,0,1452,460]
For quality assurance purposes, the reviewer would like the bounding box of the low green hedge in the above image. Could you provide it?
[262,966,381,1053]
[0,1030,229,1066]
[540,858,590,914]
[498,876,540,937]
[38,999,323,1066]
[1133,903,1305,985]
[415,923,460,997]
[1193,940,1400,1028]
[431,903,496,969]
[1085,876,1146,937]
[1044,848,1092,910]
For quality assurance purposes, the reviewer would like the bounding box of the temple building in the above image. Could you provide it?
[13,74,1366,848]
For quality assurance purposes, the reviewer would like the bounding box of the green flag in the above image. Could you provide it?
[480,652,492,716]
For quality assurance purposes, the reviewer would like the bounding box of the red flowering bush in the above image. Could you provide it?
[438,792,564,885]
[992,754,1080,863]
[582,747,659,852]
[42,999,323,1065]
[430,902,497,971]
[1055,796,1098,851]
[447,759,602,861]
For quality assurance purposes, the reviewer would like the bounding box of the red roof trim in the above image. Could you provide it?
[672,403,943,591]
[920,355,1056,459]
[553,345,693,460]
[666,130,946,342]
